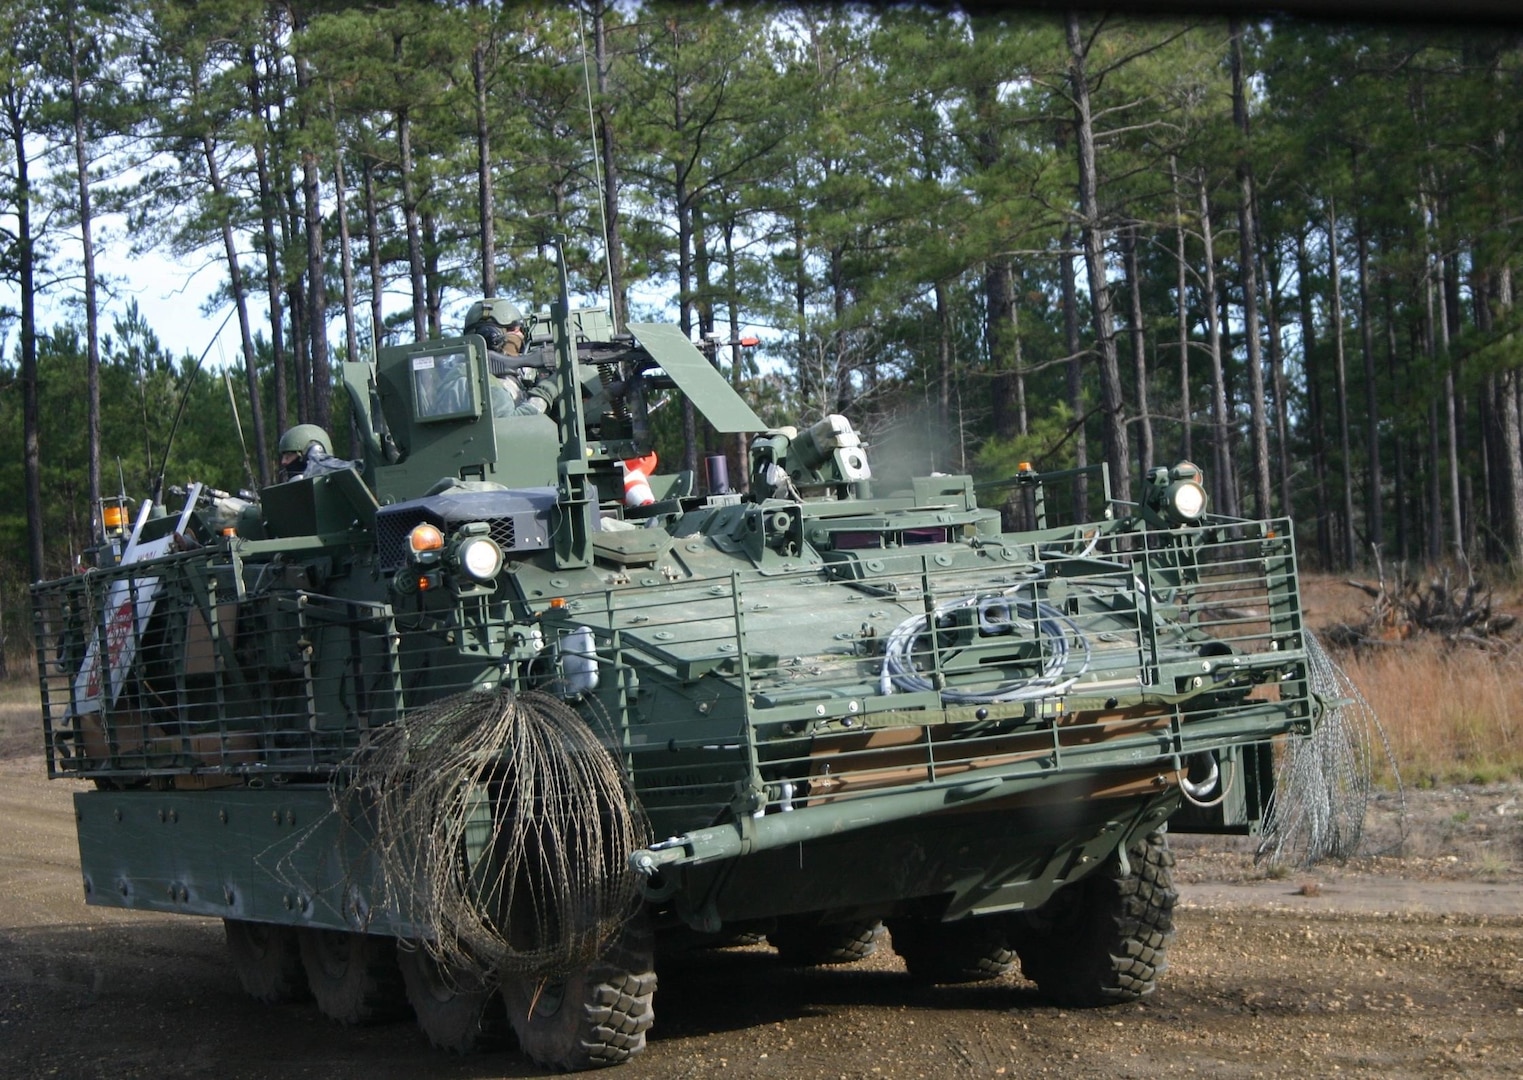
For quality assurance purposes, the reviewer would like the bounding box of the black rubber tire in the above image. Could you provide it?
[397,944,506,1054]
[698,921,771,948]
[499,914,657,1071]
[297,928,411,1025]
[887,915,1016,984]
[224,919,308,1004]
[1008,830,1177,1007]
[768,917,886,967]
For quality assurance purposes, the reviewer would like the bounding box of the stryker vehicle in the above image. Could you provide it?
[33,242,1314,1071]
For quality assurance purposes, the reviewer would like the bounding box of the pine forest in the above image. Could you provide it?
[3,1,1522,670]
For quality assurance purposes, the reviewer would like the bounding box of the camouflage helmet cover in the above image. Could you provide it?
[278,423,331,456]
[464,297,524,329]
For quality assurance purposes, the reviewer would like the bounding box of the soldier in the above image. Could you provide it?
[276,424,332,482]
[463,298,553,417]
[277,424,358,481]
[463,297,526,359]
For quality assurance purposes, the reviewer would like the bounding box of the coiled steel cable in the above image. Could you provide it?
[879,587,1092,705]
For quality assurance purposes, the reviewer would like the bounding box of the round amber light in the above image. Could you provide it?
[409,523,445,553]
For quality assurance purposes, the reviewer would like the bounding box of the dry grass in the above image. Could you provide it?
[1303,573,1523,787]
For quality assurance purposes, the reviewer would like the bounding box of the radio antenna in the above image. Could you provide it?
[222,370,258,493]
[152,304,237,505]
[579,5,618,332]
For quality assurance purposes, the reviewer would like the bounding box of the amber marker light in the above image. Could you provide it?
[549,597,567,609]
[409,523,445,554]
[417,575,431,591]
[102,505,127,530]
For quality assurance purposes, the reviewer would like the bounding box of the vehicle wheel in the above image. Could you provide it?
[1007,830,1177,1007]
[499,913,656,1071]
[224,919,308,1003]
[661,922,771,955]
[397,944,506,1054]
[768,917,885,966]
[297,928,411,1025]
[887,915,1015,984]
[712,929,768,947]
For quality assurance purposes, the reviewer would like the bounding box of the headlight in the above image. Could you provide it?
[1143,461,1208,525]
[1167,480,1207,521]
[458,536,504,581]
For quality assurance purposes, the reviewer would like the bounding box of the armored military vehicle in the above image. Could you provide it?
[33,242,1314,1071]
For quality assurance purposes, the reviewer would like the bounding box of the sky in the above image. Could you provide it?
[3,230,700,372]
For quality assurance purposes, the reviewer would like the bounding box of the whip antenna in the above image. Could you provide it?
[579,6,618,331]
[222,370,258,493]
[152,304,237,505]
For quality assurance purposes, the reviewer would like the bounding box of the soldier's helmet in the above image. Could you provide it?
[464,298,524,330]
[278,424,331,457]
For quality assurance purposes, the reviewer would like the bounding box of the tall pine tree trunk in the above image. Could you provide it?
[67,9,103,529]
[1297,228,1332,566]
[331,139,359,367]
[1423,255,1443,561]
[1231,20,1271,518]
[1355,214,1382,552]
[1062,227,1088,510]
[1124,223,1153,476]
[294,45,330,433]
[1264,246,1293,521]
[471,8,495,298]
[791,187,810,407]
[282,180,311,425]
[7,88,43,581]
[676,189,698,474]
[1327,202,1355,567]
[247,44,288,437]
[1172,156,1191,463]
[363,153,384,350]
[830,245,851,416]
[1497,268,1523,561]
[1424,193,1463,557]
[935,281,952,446]
[722,211,748,472]
[1385,290,1410,561]
[202,123,270,485]
[1066,13,1129,504]
[986,260,1021,441]
[423,209,442,338]
[1198,173,1237,518]
[694,201,715,457]
[397,100,427,340]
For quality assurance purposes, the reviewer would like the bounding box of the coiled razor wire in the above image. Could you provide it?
[1258,630,1405,866]
[879,588,1092,704]
[337,686,649,983]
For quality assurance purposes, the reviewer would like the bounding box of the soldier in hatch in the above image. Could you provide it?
[276,424,360,481]
[277,424,332,481]
[463,298,554,417]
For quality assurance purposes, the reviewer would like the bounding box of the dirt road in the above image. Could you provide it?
[3,752,1521,1080]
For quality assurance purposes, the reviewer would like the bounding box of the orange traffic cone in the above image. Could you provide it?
[622,452,657,507]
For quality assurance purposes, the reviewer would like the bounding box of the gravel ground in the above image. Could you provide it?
[2,748,1521,1080]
